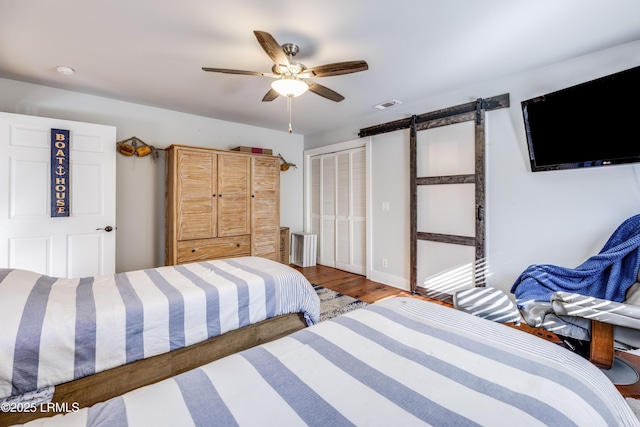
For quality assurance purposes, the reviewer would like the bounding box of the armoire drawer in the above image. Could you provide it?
[177,235,251,264]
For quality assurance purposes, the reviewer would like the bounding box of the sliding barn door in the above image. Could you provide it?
[414,118,481,299]
[310,148,366,275]
[408,96,509,301]
[359,94,509,301]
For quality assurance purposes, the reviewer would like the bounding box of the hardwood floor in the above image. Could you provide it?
[292,264,448,306]
[292,264,408,303]
[293,263,640,398]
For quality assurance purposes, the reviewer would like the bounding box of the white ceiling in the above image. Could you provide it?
[1,0,640,135]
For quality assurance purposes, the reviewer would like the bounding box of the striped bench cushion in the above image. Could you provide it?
[453,287,521,325]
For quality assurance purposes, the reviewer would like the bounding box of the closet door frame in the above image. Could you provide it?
[304,138,371,275]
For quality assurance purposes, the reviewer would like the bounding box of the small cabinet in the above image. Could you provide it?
[165,145,280,265]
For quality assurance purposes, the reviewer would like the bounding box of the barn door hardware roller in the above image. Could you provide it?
[475,98,502,125]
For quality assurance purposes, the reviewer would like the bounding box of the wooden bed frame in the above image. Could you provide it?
[0,312,307,426]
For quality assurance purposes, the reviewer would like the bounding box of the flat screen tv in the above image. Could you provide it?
[521,65,640,172]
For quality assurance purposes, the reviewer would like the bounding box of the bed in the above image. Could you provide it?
[10,297,639,426]
[0,256,319,425]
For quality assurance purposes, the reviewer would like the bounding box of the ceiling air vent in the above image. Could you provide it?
[373,99,402,110]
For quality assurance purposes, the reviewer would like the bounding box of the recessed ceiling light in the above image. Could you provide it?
[56,65,75,75]
[373,99,402,110]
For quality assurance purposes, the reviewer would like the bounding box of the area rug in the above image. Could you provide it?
[314,284,368,322]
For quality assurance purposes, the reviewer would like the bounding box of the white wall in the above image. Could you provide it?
[305,39,640,295]
[368,130,411,289]
[0,79,305,272]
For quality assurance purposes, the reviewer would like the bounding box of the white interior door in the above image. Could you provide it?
[0,112,116,278]
[310,147,366,275]
[335,149,366,274]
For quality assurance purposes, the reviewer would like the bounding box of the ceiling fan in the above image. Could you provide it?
[202,30,368,103]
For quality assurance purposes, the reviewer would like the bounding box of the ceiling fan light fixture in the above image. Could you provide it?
[271,77,308,97]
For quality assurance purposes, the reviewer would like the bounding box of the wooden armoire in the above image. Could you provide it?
[165,145,280,265]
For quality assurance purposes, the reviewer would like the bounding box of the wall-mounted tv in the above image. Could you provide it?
[521,65,640,172]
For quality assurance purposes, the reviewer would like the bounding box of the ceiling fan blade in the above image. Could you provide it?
[305,60,369,78]
[202,67,273,77]
[253,31,291,68]
[307,82,345,102]
[262,88,279,102]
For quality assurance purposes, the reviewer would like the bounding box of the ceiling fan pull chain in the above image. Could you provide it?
[288,95,293,134]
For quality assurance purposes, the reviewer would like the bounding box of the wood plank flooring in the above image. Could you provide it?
[293,263,640,398]
[291,264,448,305]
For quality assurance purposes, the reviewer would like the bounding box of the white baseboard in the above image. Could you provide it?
[367,269,410,292]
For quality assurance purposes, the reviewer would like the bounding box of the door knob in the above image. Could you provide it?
[96,226,114,232]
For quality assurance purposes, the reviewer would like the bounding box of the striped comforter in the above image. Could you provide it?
[0,257,319,400]
[24,298,639,426]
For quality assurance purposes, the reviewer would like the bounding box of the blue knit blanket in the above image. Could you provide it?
[511,214,640,308]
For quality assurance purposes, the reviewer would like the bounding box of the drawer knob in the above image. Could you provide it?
[237,243,240,247]
[191,249,196,253]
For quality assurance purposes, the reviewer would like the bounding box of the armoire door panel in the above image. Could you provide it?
[178,150,216,193]
[177,199,214,241]
[177,150,217,241]
[217,154,250,237]
[251,156,280,260]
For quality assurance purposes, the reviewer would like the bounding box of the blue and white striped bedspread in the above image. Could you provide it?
[24,298,639,426]
[0,257,319,400]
